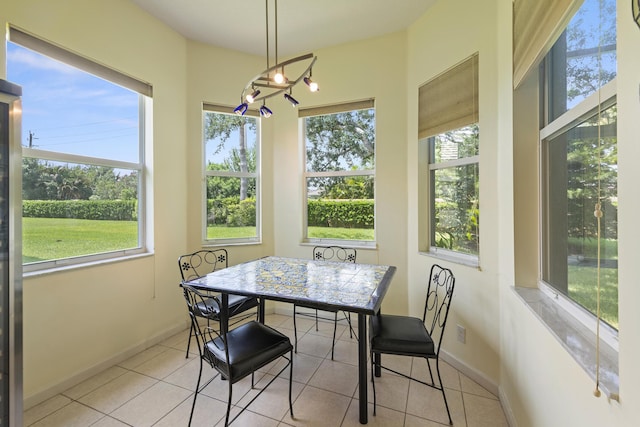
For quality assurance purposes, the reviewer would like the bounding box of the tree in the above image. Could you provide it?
[305,110,375,173]
[305,109,375,199]
[565,0,616,103]
[204,113,256,200]
[22,159,138,201]
[561,0,618,243]
[431,125,479,254]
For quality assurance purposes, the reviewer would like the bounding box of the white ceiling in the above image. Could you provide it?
[131,0,437,57]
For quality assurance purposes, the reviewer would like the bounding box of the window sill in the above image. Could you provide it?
[513,286,619,399]
[23,251,153,278]
[419,248,479,269]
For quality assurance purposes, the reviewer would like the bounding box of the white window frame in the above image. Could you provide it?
[300,101,376,247]
[426,127,480,266]
[9,27,149,273]
[539,79,618,349]
[201,105,261,245]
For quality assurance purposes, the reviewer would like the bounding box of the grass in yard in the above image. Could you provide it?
[568,265,618,329]
[206,226,374,241]
[308,226,374,241]
[23,217,138,263]
[207,225,257,239]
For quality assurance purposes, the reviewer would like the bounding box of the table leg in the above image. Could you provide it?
[220,293,229,334]
[258,298,265,323]
[358,313,368,424]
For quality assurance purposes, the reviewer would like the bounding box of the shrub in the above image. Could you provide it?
[208,197,256,226]
[308,199,374,229]
[23,200,137,221]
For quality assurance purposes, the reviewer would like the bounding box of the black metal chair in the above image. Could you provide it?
[293,246,357,360]
[182,285,293,427]
[178,249,259,358]
[370,264,456,425]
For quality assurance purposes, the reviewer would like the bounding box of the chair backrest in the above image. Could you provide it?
[313,246,357,263]
[181,284,228,362]
[421,264,455,355]
[178,249,228,281]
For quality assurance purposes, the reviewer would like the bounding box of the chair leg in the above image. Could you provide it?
[288,349,294,418]
[225,380,233,427]
[331,311,338,360]
[374,352,381,377]
[185,322,195,358]
[345,312,353,338]
[293,304,298,353]
[188,357,204,427]
[434,359,453,425]
[370,352,377,416]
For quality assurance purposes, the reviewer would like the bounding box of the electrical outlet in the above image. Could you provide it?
[456,325,466,344]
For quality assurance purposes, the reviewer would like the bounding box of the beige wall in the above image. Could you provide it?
[3,0,640,426]
[407,0,512,388]
[2,0,190,406]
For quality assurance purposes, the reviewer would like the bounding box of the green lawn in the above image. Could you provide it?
[568,265,618,329]
[206,225,374,241]
[307,226,374,241]
[22,217,138,263]
[207,225,256,239]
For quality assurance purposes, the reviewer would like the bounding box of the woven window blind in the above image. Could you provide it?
[418,53,478,140]
[298,99,374,118]
[513,0,582,88]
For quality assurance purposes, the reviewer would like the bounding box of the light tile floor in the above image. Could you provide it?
[25,313,508,427]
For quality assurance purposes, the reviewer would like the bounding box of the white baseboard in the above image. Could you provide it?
[439,349,517,427]
[439,349,499,396]
[498,385,518,427]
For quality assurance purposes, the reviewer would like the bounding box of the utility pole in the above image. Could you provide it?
[28,130,38,148]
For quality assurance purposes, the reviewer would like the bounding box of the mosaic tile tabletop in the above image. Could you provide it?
[186,256,396,314]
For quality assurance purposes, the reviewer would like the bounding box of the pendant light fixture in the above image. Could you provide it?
[234,0,319,117]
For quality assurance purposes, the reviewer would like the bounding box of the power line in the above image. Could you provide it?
[31,116,138,133]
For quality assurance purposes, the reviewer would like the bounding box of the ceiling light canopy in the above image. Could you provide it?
[235,0,319,117]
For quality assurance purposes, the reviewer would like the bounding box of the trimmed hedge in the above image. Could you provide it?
[308,199,374,229]
[23,200,137,221]
[22,198,374,229]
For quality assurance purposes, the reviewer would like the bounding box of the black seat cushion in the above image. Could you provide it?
[205,321,292,382]
[370,314,435,357]
[197,294,259,319]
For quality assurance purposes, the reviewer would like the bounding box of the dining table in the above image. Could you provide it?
[183,255,396,424]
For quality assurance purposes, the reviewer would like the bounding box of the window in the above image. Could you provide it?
[419,53,479,261]
[428,125,479,256]
[203,105,260,243]
[7,28,150,271]
[540,0,618,330]
[301,100,375,244]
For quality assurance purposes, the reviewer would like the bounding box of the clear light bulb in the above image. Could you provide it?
[274,72,284,84]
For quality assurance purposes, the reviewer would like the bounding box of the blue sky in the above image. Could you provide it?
[6,42,140,164]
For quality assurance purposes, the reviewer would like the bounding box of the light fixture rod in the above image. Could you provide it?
[265,0,270,71]
[275,0,279,67]
[235,0,319,113]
